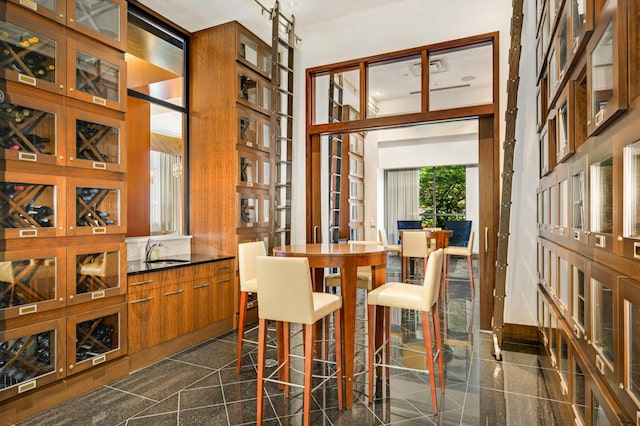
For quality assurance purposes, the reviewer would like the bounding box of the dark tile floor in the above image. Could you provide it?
[19,256,574,425]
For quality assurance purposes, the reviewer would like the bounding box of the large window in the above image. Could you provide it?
[126,5,188,235]
[420,165,467,227]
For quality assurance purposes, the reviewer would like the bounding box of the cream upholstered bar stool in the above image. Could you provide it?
[236,241,266,373]
[378,229,401,254]
[367,248,445,413]
[443,230,475,296]
[400,230,433,283]
[255,256,343,426]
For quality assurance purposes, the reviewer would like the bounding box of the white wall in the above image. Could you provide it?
[504,0,540,326]
[288,0,537,326]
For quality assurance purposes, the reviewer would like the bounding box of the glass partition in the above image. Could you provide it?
[368,55,421,117]
[429,42,493,111]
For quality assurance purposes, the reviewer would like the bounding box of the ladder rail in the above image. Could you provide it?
[492,0,524,361]
[269,0,296,249]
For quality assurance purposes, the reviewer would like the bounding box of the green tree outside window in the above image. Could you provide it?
[420,165,466,228]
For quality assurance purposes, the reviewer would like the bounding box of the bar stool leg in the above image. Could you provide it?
[236,291,248,373]
[283,321,290,397]
[421,311,438,414]
[256,318,267,426]
[467,254,475,296]
[334,309,344,411]
[433,304,445,393]
[303,323,314,426]
[367,304,375,403]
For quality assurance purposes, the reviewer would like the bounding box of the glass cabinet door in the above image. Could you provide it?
[67,36,126,111]
[589,155,613,248]
[238,29,271,77]
[556,83,576,163]
[559,178,569,232]
[67,0,126,51]
[0,318,65,402]
[571,0,594,54]
[590,265,615,380]
[67,242,126,304]
[68,178,125,236]
[571,156,588,243]
[623,140,640,259]
[559,256,569,310]
[572,256,588,340]
[572,355,587,425]
[586,0,627,135]
[238,194,259,227]
[66,303,126,375]
[0,248,65,319]
[67,106,125,172]
[0,172,64,239]
[556,6,570,83]
[0,84,63,166]
[9,0,66,25]
[620,278,640,416]
[0,5,64,94]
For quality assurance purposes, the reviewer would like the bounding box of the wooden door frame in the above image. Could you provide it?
[305,32,500,330]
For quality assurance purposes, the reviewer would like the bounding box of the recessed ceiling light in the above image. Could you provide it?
[461,75,476,82]
[288,1,298,6]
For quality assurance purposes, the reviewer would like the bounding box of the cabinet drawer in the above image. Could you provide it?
[127,287,161,353]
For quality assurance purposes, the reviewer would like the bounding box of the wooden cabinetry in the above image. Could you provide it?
[190,21,281,324]
[126,259,234,364]
[0,0,128,417]
[536,0,640,422]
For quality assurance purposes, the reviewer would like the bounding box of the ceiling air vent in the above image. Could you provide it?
[409,58,448,77]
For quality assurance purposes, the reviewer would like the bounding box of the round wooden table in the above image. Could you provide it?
[273,243,387,409]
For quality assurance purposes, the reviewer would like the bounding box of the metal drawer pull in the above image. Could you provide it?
[193,283,211,289]
[130,279,154,286]
[217,265,231,271]
[164,289,184,296]
[218,278,231,284]
[130,297,153,304]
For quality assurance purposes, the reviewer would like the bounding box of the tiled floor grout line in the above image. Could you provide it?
[103,385,160,403]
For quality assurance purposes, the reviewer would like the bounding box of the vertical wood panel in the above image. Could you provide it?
[125,96,150,236]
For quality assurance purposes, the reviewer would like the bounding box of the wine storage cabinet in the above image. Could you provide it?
[0,317,65,403]
[10,0,127,52]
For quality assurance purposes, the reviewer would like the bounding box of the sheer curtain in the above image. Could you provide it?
[384,169,420,244]
[150,151,183,234]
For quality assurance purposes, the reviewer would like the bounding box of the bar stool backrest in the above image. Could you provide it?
[256,256,315,324]
[401,231,429,258]
[421,248,444,311]
[238,241,266,292]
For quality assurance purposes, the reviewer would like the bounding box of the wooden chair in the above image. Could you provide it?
[236,241,266,373]
[256,256,343,426]
[367,248,445,413]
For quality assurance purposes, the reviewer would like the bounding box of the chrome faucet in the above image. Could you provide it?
[145,239,162,262]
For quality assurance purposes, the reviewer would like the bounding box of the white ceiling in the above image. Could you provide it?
[139,0,493,135]
[138,0,409,33]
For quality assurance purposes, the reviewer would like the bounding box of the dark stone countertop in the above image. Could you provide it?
[127,253,234,275]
